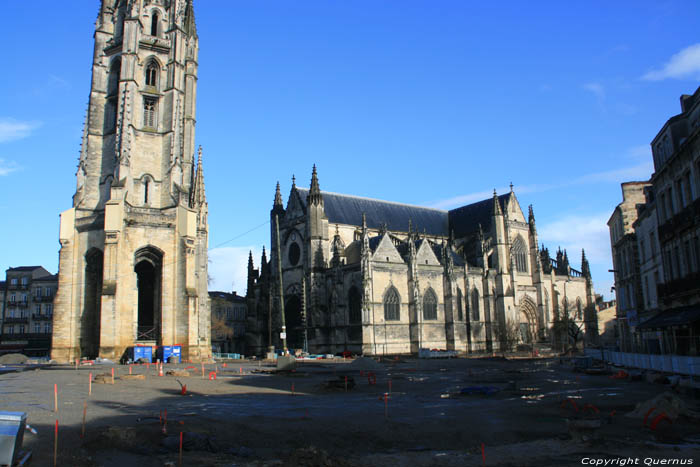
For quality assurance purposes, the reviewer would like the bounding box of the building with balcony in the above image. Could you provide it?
[636,86,700,356]
[1,266,57,357]
[610,86,700,358]
[209,291,247,354]
[608,181,650,351]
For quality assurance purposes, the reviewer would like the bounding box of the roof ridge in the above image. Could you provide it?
[296,187,448,213]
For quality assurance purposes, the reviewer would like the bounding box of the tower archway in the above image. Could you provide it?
[134,246,163,342]
[82,248,103,358]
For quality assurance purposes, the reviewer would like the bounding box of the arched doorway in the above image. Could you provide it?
[519,297,538,344]
[82,248,103,358]
[134,247,163,342]
[284,295,303,350]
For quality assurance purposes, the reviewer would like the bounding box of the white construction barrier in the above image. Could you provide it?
[585,348,700,376]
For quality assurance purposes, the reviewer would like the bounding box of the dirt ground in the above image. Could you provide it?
[0,356,698,466]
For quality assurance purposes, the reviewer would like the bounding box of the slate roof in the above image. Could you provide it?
[296,188,449,236]
[431,243,466,267]
[292,187,513,244]
[448,194,510,238]
[7,266,44,272]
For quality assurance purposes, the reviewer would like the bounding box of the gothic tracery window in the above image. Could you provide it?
[143,97,157,129]
[457,288,464,321]
[384,287,400,321]
[348,286,362,324]
[423,288,437,320]
[471,289,480,321]
[513,235,528,273]
[145,62,159,89]
[576,299,583,320]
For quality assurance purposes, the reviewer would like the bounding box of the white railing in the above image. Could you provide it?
[584,348,700,376]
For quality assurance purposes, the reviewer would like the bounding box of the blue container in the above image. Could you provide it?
[127,346,153,363]
[157,345,182,363]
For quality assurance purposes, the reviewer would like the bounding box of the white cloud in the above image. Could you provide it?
[625,145,651,160]
[208,246,260,295]
[0,119,40,143]
[0,159,19,176]
[576,161,653,184]
[429,189,495,210]
[583,82,605,102]
[428,155,652,210]
[538,212,615,300]
[538,213,611,266]
[643,43,700,81]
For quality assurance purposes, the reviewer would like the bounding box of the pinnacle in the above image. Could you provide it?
[274,181,283,207]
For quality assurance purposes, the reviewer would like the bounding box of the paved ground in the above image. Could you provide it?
[0,356,698,466]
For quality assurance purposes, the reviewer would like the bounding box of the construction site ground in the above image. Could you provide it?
[0,356,698,466]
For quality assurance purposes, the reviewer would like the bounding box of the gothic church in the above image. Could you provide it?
[52,0,210,362]
[247,167,597,355]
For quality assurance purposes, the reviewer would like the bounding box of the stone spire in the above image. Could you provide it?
[246,250,255,298]
[192,146,206,207]
[528,204,535,226]
[331,224,343,267]
[581,249,591,279]
[274,181,283,208]
[184,0,198,38]
[492,189,502,216]
[308,164,323,206]
[272,181,285,216]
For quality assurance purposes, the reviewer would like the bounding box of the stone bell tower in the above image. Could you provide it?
[52,0,211,362]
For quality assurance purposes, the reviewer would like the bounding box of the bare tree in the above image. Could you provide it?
[492,318,521,354]
[211,312,234,340]
[552,305,584,353]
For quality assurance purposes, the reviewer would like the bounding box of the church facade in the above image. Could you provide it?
[52,0,211,362]
[247,167,598,356]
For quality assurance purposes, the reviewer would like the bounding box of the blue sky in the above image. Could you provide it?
[1,1,700,299]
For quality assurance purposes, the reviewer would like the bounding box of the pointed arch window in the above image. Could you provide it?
[576,299,583,320]
[144,178,150,205]
[513,236,528,273]
[471,289,480,321]
[348,286,362,325]
[145,61,159,89]
[143,97,157,129]
[384,287,400,321]
[105,59,121,134]
[107,60,121,97]
[457,288,464,321]
[423,288,438,320]
[150,11,160,37]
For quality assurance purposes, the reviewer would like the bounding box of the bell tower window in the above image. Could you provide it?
[144,179,150,204]
[143,97,157,129]
[150,12,159,37]
[145,62,158,89]
[105,59,121,134]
